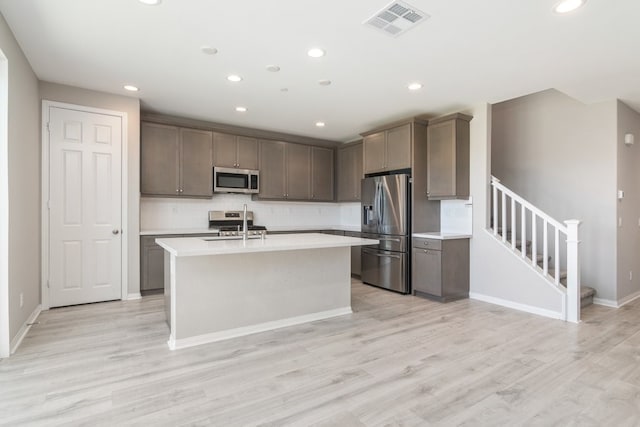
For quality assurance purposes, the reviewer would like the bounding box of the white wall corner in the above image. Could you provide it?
[617,289,640,307]
[10,304,41,355]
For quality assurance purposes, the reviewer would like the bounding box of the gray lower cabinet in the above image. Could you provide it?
[345,231,362,276]
[141,122,213,198]
[141,235,167,292]
[141,233,220,292]
[412,237,469,301]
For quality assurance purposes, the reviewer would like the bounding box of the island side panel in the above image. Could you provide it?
[172,247,351,346]
[163,250,171,326]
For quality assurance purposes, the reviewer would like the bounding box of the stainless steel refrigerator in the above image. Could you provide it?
[361,174,410,294]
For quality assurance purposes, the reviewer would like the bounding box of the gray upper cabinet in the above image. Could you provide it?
[180,128,214,197]
[385,123,412,171]
[363,131,385,174]
[427,113,472,200]
[258,139,287,199]
[286,144,311,200]
[362,123,412,174]
[311,146,334,201]
[337,142,362,202]
[141,122,212,198]
[213,132,258,170]
[141,122,179,196]
[237,136,259,170]
[258,140,334,201]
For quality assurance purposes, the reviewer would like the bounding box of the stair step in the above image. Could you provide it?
[535,254,552,264]
[547,269,568,281]
[581,286,596,308]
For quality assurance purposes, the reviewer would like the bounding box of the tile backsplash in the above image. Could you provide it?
[140,195,470,233]
[140,194,361,230]
[440,198,473,234]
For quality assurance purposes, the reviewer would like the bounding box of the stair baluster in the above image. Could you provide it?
[490,175,582,322]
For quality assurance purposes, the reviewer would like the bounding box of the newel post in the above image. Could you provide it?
[565,219,581,323]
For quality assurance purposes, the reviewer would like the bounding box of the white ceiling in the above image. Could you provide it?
[1,0,639,142]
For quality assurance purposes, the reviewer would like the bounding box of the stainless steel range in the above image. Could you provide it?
[208,210,267,238]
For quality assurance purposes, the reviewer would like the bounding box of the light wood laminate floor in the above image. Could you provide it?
[2,280,639,426]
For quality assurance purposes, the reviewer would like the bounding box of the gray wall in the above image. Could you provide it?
[467,103,565,316]
[616,101,640,302]
[491,89,618,302]
[39,82,141,297]
[0,13,41,347]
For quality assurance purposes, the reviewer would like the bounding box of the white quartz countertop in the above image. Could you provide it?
[412,232,472,240]
[140,228,216,236]
[140,225,361,236]
[267,225,362,232]
[156,233,378,257]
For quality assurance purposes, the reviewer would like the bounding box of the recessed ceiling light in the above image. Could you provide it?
[138,0,161,5]
[266,65,280,72]
[201,46,218,55]
[227,75,242,82]
[408,82,423,91]
[318,79,332,86]
[553,0,586,14]
[124,85,139,92]
[315,121,326,127]
[307,48,326,58]
[235,106,247,112]
[280,88,289,92]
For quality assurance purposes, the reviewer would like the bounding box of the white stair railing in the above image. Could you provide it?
[491,176,581,323]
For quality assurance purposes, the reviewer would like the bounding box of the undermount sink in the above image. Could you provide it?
[203,235,264,241]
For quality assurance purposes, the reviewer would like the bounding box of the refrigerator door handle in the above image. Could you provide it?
[377,181,384,227]
[362,249,401,259]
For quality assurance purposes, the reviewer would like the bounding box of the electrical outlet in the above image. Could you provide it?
[619,217,623,227]
[19,293,23,308]
[630,271,633,281]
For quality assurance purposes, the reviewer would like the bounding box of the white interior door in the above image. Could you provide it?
[48,106,122,307]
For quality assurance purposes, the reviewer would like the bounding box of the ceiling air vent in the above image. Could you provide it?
[364,1,430,37]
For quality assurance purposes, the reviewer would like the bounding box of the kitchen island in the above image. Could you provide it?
[156,233,378,350]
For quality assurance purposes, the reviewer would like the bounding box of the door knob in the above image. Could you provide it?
[112,229,120,235]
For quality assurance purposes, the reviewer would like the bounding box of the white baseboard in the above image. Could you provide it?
[592,297,618,308]
[168,306,353,351]
[594,290,640,309]
[10,304,41,354]
[469,292,565,321]
[617,290,640,307]
[126,293,141,300]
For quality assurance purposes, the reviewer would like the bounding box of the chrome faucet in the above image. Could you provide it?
[242,203,248,241]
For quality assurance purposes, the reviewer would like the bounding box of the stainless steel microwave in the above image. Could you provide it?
[213,167,259,194]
